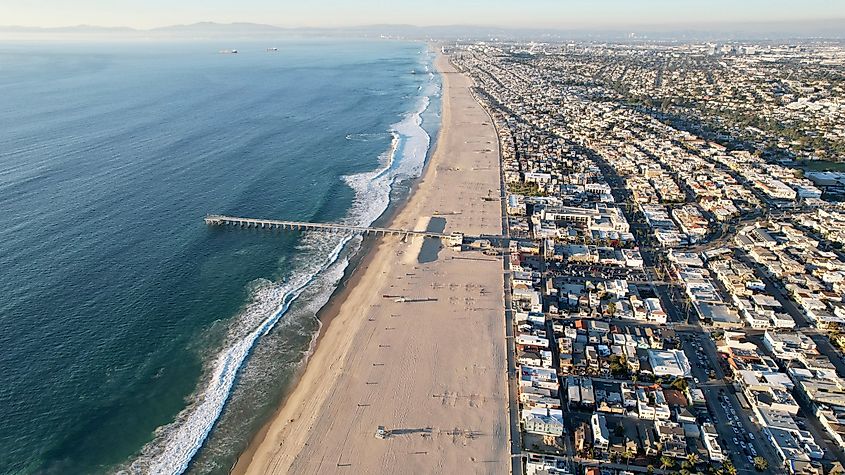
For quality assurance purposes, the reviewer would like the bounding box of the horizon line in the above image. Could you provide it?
[4,17,845,32]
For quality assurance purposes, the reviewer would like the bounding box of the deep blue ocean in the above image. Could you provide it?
[0,39,440,474]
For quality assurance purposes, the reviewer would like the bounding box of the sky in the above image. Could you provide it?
[4,0,844,29]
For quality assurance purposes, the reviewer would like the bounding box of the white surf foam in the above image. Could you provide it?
[123,50,440,475]
[125,235,350,475]
[344,132,392,143]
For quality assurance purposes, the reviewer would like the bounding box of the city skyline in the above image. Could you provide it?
[4,0,844,30]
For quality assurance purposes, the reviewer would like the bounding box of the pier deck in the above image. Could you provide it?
[204,215,463,243]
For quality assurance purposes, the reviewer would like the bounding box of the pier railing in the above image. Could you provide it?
[204,215,465,245]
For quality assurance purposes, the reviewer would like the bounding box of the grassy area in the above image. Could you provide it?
[508,181,547,197]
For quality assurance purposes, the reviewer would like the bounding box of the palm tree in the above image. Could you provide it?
[753,456,768,471]
[660,455,675,470]
[723,459,737,475]
[687,453,700,467]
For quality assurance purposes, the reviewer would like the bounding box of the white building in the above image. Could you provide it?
[522,407,564,437]
[591,413,610,451]
[644,297,667,324]
[648,349,692,378]
[702,423,726,462]
[763,331,816,361]
[636,387,671,420]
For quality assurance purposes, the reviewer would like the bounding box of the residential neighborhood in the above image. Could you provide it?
[451,39,845,475]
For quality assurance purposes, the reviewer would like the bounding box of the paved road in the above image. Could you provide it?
[733,248,845,465]
[589,144,784,473]
[733,248,845,378]
[481,80,523,475]
[681,333,784,473]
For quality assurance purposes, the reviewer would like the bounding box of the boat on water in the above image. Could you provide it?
[267,47,279,52]
[219,49,239,54]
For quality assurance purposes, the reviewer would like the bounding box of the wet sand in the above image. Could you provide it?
[232,51,508,475]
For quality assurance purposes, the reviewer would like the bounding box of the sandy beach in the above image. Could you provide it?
[232,51,509,475]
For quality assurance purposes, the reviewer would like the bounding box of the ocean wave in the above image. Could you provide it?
[123,234,350,475]
[180,233,358,474]
[343,94,430,227]
[122,51,439,475]
[344,132,392,143]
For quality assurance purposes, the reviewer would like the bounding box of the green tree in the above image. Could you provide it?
[609,354,628,377]
[670,377,689,392]
[623,448,635,468]
[687,453,700,466]
[660,455,675,470]
[607,301,617,316]
[753,456,768,471]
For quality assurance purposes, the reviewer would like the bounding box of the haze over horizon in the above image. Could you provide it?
[4,0,844,30]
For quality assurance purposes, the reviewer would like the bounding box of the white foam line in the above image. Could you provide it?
[125,236,350,475]
[123,48,439,475]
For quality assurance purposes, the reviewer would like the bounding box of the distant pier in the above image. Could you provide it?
[204,215,465,245]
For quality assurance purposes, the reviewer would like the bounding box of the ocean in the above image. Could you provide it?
[0,39,440,474]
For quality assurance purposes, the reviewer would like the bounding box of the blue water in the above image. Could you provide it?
[0,39,440,474]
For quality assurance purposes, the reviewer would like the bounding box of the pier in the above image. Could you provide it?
[204,215,466,246]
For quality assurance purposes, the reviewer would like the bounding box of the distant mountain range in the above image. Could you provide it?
[2,20,844,41]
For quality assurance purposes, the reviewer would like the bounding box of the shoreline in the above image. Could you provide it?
[229,234,378,473]
[233,46,508,475]
[229,45,444,474]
